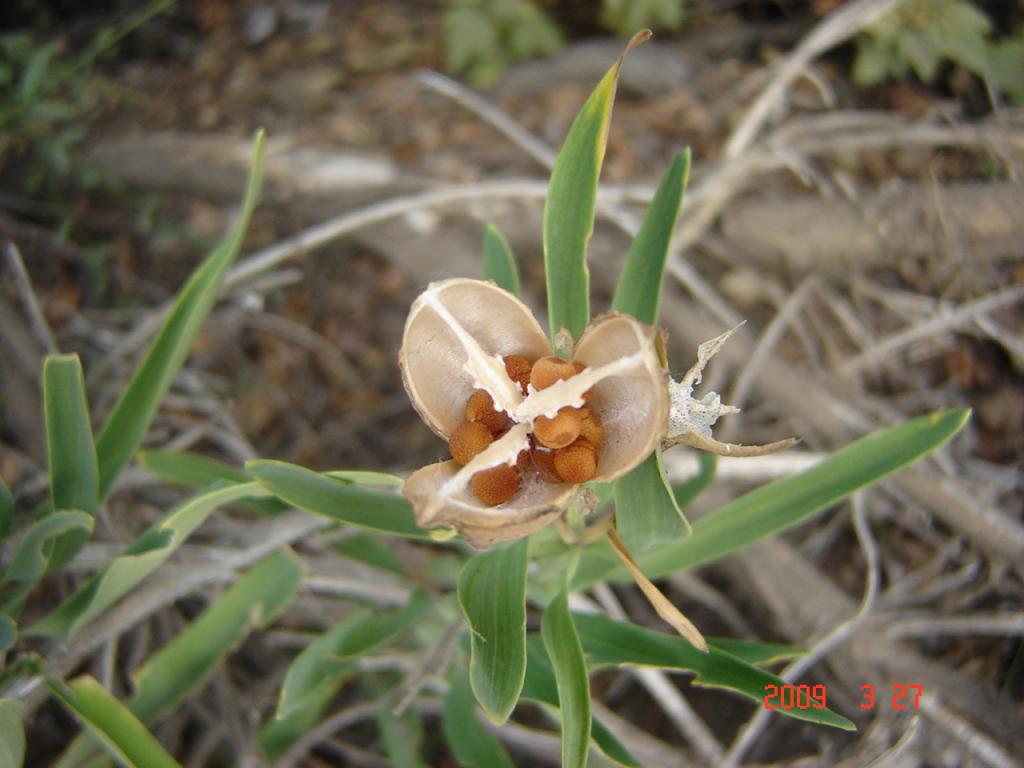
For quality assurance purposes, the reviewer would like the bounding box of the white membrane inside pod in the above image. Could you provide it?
[400,280,550,437]
[572,314,669,480]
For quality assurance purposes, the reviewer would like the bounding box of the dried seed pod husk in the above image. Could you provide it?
[399,279,549,440]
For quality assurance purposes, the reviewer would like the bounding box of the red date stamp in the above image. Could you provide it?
[763,683,923,711]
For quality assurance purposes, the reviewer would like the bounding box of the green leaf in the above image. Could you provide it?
[574,613,854,730]
[523,635,638,766]
[48,677,180,768]
[0,476,14,541]
[575,408,970,587]
[246,460,429,539]
[276,590,429,720]
[673,452,717,509]
[0,698,25,768]
[458,539,528,724]
[613,447,688,556]
[611,149,690,324]
[1,510,94,616]
[442,666,516,768]
[378,706,428,768]
[43,354,99,569]
[27,481,270,639]
[543,32,647,341]
[541,587,591,768]
[94,131,265,499]
[333,532,407,576]
[709,637,804,667]
[56,549,303,768]
[482,224,522,297]
[138,449,286,515]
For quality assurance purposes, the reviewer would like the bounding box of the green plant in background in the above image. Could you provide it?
[854,0,1024,105]
[0,0,173,192]
[0,35,971,768]
[443,0,686,84]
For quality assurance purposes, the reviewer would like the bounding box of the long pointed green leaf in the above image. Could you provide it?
[574,613,854,730]
[613,447,688,555]
[48,677,180,768]
[27,481,270,639]
[56,548,303,768]
[95,131,265,499]
[43,354,99,569]
[541,587,590,768]
[276,590,429,720]
[482,224,522,298]
[458,539,528,724]
[0,698,25,768]
[442,666,516,768]
[523,635,638,766]
[378,706,428,768]
[673,452,717,510]
[543,31,649,341]
[611,149,690,324]
[246,460,428,539]
[709,638,805,667]
[574,408,970,588]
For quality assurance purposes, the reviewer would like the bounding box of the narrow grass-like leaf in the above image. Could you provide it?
[482,224,522,298]
[543,31,649,341]
[27,481,270,639]
[138,449,286,515]
[709,637,804,667]
[541,586,591,768]
[673,452,717,510]
[0,698,25,768]
[43,354,99,569]
[246,460,428,539]
[0,511,94,616]
[94,131,265,499]
[523,635,638,767]
[56,549,303,768]
[574,613,854,730]
[277,590,429,720]
[613,448,688,555]
[333,533,406,576]
[0,475,14,541]
[442,666,516,768]
[378,707,428,768]
[48,676,180,768]
[611,149,690,324]
[575,408,970,588]
[458,539,528,724]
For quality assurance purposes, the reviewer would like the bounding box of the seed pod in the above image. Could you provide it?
[465,389,511,434]
[470,464,521,506]
[573,361,595,401]
[449,421,493,465]
[530,356,577,391]
[553,438,599,484]
[533,407,582,449]
[503,355,533,394]
[578,406,604,446]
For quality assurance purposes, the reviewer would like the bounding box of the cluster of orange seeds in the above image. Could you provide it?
[447,354,605,506]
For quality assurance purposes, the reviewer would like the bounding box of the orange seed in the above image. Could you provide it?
[553,439,599,484]
[503,354,533,394]
[533,407,582,449]
[470,464,520,506]
[529,355,577,391]
[449,421,493,466]
[465,389,511,434]
[578,407,604,446]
